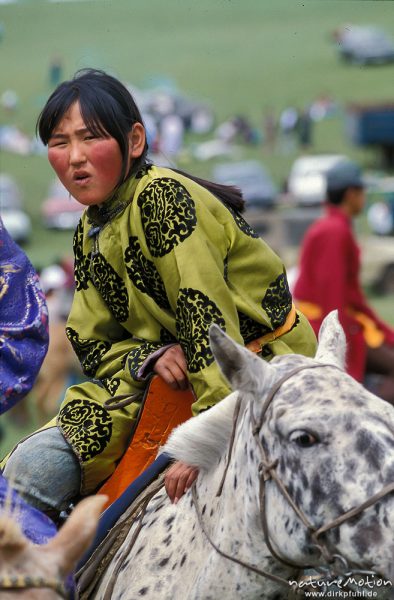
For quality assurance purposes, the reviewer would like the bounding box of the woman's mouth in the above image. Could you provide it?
[73,172,91,186]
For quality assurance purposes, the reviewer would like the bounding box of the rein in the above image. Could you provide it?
[0,574,68,598]
[193,362,394,592]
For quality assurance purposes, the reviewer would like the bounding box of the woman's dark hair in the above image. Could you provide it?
[37,68,244,211]
[37,68,148,184]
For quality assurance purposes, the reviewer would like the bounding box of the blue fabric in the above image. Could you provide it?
[0,475,76,598]
[78,452,172,569]
[0,222,73,590]
[0,475,57,543]
[0,218,49,414]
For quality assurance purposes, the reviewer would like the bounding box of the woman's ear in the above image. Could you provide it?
[128,122,146,158]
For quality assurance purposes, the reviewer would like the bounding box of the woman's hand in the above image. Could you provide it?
[153,344,189,390]
[165,460,199,504]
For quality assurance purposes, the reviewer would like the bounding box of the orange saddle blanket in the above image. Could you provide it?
[98,376,194,509]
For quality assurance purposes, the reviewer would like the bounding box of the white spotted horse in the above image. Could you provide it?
[82,312,394,599]
[1,313,393,599]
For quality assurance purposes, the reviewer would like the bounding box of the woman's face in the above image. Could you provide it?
[47,101,126,206]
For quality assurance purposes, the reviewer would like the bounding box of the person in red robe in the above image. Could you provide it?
[294,159,394,405]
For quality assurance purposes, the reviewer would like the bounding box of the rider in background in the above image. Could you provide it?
[294,159,394,405]
[2,69,316,515]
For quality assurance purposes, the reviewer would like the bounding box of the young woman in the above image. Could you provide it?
[3,69,316,514]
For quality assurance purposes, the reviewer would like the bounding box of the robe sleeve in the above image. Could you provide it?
[135,178,250,414]
[66,280,173,396]
[66,221,173,397]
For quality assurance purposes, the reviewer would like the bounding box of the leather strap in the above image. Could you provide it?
[246,304,297,353]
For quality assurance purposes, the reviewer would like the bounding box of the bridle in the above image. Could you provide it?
[192,363,394,593]
[0,573,68,598]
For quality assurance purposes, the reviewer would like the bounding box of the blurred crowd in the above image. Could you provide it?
[0,55,338,163]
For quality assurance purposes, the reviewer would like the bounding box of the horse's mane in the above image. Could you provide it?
[162,391,239,471]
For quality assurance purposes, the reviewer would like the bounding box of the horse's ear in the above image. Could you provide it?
[209,324,274,393]
[43,494,107,575]
[315,311,346,369]
[0,514,28,553]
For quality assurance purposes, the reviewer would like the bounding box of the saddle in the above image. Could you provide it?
[77,377,193,578]
[98,375,194,509]
[77,465,169,599]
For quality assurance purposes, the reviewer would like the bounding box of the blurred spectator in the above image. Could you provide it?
[48,56,64,88]
[297,106,313,148]
[309,93,338,122]
[40,264,70,320]
[1,89,19,114]
[216,114,258,145]
[294,159,394,405]
[232,115,259,144]
[33,261,83,423]
[215,118,239,144]
[262,108,277,153]
[279,105,298,153]
[159,113,184,157]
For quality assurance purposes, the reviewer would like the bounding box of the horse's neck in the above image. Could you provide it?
[192,411,298,597]
[210,411,265,549]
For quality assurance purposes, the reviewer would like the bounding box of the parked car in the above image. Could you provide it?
[41,179,84,230]
[334,25,394,65]
[287,154,347,206]
[0,173,31,244]
[367,199,394,236]
[212,160,278,209]
[360,235,394,294]
[366,176,394,236]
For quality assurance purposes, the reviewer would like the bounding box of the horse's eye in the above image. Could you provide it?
[290,431,319,447]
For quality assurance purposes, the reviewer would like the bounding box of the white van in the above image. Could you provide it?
[287,154,347,206]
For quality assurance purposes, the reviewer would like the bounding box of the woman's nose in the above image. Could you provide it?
[69,142,86,165]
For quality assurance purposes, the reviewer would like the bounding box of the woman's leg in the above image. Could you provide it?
[365,343,394,405]
[3,427,81,518]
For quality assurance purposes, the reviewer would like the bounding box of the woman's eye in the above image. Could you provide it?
[290,431,319,447]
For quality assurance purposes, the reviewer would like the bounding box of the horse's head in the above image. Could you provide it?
[210,311,394,584]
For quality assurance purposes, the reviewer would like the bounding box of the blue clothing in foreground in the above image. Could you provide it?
[0,475,57,544]
[0,217,49,414]
[0,220,71,590]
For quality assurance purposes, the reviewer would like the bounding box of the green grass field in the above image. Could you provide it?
[1,0,394,453]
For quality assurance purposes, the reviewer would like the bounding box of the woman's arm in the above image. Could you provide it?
[135,175,257,414]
